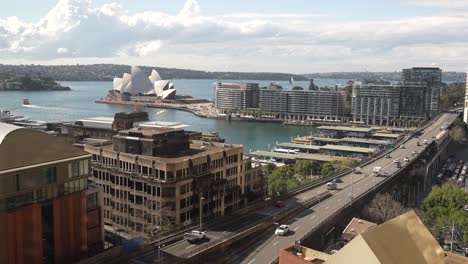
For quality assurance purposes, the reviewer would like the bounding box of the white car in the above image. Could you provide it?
[275,225,289,236]
[393,159,400,164]
[400,144,406,149]
[384,171,390,177]
[423,139,428,145]
[404,157,409,162]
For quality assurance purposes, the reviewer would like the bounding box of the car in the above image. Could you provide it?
[412,150,418,156]
[184,230,206,243]
[464,204,468,212]
[333,178,343,183]
[423,139,428,145]
[384,171,390,177]
[385,154,391,158]
[275,224,289,236]
[416,142,421,146]
[393,159,400,164]
[400,145,406,149]
[353,167,362,174]
[404,157,409,162]
[327,182,337,190]
[274,201,286,208]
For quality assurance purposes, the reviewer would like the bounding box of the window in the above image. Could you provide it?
[46,167,57,184]
[87,192,99,210]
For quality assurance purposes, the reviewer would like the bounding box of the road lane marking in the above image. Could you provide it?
[273,241,279,246]
[337,198,341,202]
[293,226,299,231]
[186,245,195,249]
[325,206,329,210]
[310,215,316,219]
[247,259,256,264]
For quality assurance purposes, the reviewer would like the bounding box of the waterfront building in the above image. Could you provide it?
[317,125,373,138]
[85,127,263,240]
[351,82,401,126]
[0,123,104,263]
[111,67,176,100]
[402,67,442,117]
[215,82,344,120]
[215,82,259,112]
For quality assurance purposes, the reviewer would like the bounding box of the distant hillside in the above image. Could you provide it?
[303,71,466,83]
[0,64,307,82]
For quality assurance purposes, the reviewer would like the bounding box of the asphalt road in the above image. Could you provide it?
[130,113,458,264]
[236,113,457,264]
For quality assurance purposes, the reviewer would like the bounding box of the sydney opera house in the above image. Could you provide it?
[112,66,176,100]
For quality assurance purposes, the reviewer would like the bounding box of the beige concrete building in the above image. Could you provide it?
[85,127,263,240]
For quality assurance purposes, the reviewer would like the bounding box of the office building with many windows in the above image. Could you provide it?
[215,82,259,112]
[351,82,401,126]
[402,67,442,117]
[85,127,263,241]
[0,123,104,264]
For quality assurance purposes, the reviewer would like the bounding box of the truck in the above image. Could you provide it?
[372,166,382,176]
[184,230,206,243]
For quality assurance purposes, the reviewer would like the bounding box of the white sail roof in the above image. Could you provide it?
[149,69,162,82]
[113,77,123,91]
[121,73,132,93]
[161,89,176,100]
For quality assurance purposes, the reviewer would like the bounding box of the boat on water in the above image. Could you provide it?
[0,110,25,123]
[201,131,225,143]
[22,99,30,106]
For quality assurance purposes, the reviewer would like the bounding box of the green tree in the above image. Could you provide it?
[267,166,295,195]
[294,160,320,176]
[422,184,468,242]
[320,162,335,177]
[292,86,304,91]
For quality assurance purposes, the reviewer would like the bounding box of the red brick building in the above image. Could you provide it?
[0,123,104,263]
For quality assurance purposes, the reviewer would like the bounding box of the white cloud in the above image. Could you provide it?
[0,0,467,72]
[134,40,162,57]
[56,47,68,54]
[404,0,468,9]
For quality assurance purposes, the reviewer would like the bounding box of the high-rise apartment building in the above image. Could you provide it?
[402,67,442,117]
[351,82,401,126]
[85,127,263,240]
[215,82,259,112]
[0,123,104,264]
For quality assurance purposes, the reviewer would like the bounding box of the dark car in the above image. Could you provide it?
[333,178,343,183]
[275,201,286,208]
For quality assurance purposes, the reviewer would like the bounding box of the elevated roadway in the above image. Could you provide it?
[127,113,457,264]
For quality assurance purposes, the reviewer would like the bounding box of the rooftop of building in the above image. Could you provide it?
[341,217,377,242]
[372,133,401,139]
[89,139,242,163]
[0,122,89,172]
[326,211,445,264]
[276,142,322,151]
[282,210,463,264]
[317,126,372,133]
[320,144,375,154]
[250,150,356,163]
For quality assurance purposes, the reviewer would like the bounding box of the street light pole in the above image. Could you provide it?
[199,196,205,231]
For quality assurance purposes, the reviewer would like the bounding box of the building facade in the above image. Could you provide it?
[0,123,104,264]
[351,83,401,125]
[215,82,259,112]
[402,67,442,117]
[85,127,263,241]
[215,82,344,120]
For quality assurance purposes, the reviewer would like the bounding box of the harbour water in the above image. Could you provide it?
[0,78,347,151]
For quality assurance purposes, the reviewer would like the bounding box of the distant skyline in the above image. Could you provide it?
[1,0,468,73]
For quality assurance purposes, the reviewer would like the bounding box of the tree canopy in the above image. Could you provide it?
[422,184,468,242]
[321,162,335,177]
[294,160,320,176]
[267,166,299,195]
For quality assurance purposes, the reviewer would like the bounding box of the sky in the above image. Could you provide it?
[0,0,468,73]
